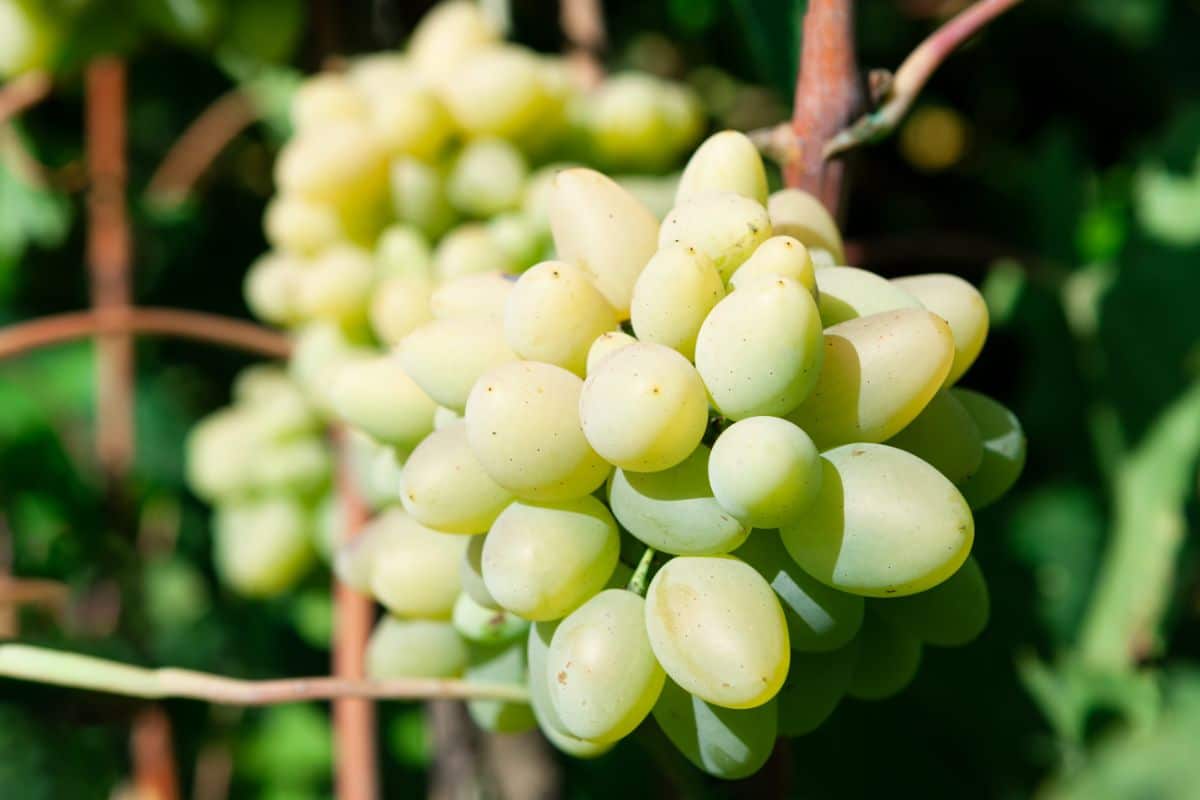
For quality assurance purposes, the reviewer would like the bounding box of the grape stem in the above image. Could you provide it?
[0,70,51,125]
[0,643,532,704]
[628,547,657,597]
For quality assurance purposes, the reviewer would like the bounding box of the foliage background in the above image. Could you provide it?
[1,0,1198,797]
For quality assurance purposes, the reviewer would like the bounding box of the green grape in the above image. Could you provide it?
[366,617,468,679]
[734,531,863,652]
[433,223,503,282]
[375,224,433,281]
[645,556,789,709]
[362,79,453,161]
[0,0,57,78]
[547,589,665,742]
[887,390,984,484]
[482,497,619,621]
[608,446,748,556]
[263,194,343,256]
[675,130,769,206]
[709,417,822,529]
[659,83,705,157]
[695,273,824,419]
[766,189,845,265]
[460,534,500,610]
[186,408,261,501]
[776,639,860,736]
[874,556,989,646]
[244,252,305,327]
[527,621,613,757]
[847,611,922,700]
[583,74,675,172]
[368,508,470,619]
[408,0,499,82]
[398,317,516,412]
[389,156,457,238]
[466,640,537,733]
[289,73,367,131]
[488,212,545,272]
[334,518,386,593]
[430,271,513,322]
[452,592,530,645]
[433,405,461,429]
[579,342,709,472]
[331,355,436,449]
[504,261,620,376]
[368,276,433,347]
[815,266,924,327]
[346,53,410,96]
[288,323,375,414]
[952,388,1026,510]
[465,361,610,501]
[585,330,636,376]
[787,309,955,449]
[549,168,660,316]
[342,429,405,510]
[399,422,513,534]
[442,46,559,139]
[295,245,374,328]
[447,138,529,218]
[659,192,772,281]
[780,443,973,598]
[728,236,816,294]
[252,437,332,496]
[653,678,777,780]
[275,121,387,206]
[233,367,320,438]
[893,273,989,386]
[214,498,315,598]
[630,244,725,361]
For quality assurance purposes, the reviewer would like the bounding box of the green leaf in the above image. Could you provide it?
[729,0,805,98]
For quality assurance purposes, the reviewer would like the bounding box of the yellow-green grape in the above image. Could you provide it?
[213,498,315,598]
[776,639,860,736]
[585,330,637,376]
[630,244,724,361]
[659,83,705,158]
[675,130,769,206]
[608,446,748,556]
[399,421,513,534]
[504,261,619,375]
[0,0,57,77]
[375,225,433,281]
[583,74,673,171]
[453,592,530,645]
[366,617,468,678]
[390,156,456,239]
[652,678,778,779]
[330,355,436,449]
[893,273,989,386]
[295,245,374,328]
[735,531,863,652]
[408,0,498,82]
[579,342,709,472]
[787,309,955,449]
[430,271,512,322]
[482,497,619,621]
[289,73,366,131]
[233,366,321,438]
[465,362,610,501]
[645,556,789,709]
[433,405,461,429]
[527,621,613,757]
[363,443,406,510]
[488,212,545,272]
[244,252,305,326]
[847,611,923,701]
[432,223,503,282]
[186,409,259,501]
[369,276,432,346]
[275,121,387,206]
[466,640,536,733]
[346,52,410,96]
[951,389,1026,510]
[369,508,469,618]
[549,168,660,316]
[696,274,823,419]
[728,236,816,294]
[442,46,558,139]
[659,193,772,281]
[363,80,453,161]
[887,390,984,484]
[253,437,332,497]
[447,138,529,218]
[547,589,665,742]
[263,195,343,256]
[289,323,375,414]
[780,444,973,598]
[461,535,500,610]
[334,519,386,592]
[767,189,845,265]
[874,556,989,646]
[815,266,924,327]
[398,317,516,412]
[709,418,822,529]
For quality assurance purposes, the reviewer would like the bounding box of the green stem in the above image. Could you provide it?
[627,547,657,597]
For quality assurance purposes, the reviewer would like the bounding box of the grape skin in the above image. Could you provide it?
[709,416,823,528]
[873,556,989,646]
[399,421,514,534]
[653,678,778,779]
[366,617,468,679]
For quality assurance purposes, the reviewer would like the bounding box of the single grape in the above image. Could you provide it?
[607,446,748,556]
[295,245,375,329]
[787,309,955,449]
[264,194,343,256]
[288,323,376,415]
[675,130,769,206]
[728,236,816,294]
[482,497,619,621]
[465,361,610,501]
[370,277,433,347]
[579,342,709,472]
[847,611,923,701]
[526,620,613,758]
[547,589,665,742]
[659,192,772,281]
[366,617,468,679]
[584,74,680,172]
[331,355,436,450]
[585,330,637,376]
[433,406,461,429]
[887,389,984,484]
[460,534,500,610]
[334,520,386,593]
[244,252,305,327]
[213,498,315,598]
[407,0,498,82]
[368,508,469,619]
[952,388,1026,509]
[399,421,513,534]
[452,592,530,645]
[709,417,822,528]
[766,189,845,265]
[430,271,513,322]
[252,438,332,497]
[389,156,457,238]
[488,212,546,272]
[432,223,503,282]
[775,639,860,736]
[442,46,559,140]
[446,137,529,218]
[630,244,725,361]
[815,266,924,327]
[398,317,517,412]
[892,273,989,386]
[695,273,824,419]
[465,640,537,733]
[363,80,453,161]
[735,531,863,652]
[645,556,789,709]
[504,261,619,375]
[375,224,433,281]
[874,556,989,646]
[186,408,261,501]
[779,443,973,598]
[653,678,777,779]
[289,73,366,131]
[275,121,387,207]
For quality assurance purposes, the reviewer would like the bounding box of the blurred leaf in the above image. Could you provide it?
[1019,655,1160,746]
[388,707,431,769]
[240,704,333,790]
[0,142,71,296]
[1133,151,1200,247]
[288,587,332,649]
[218,0,305,66]
[1077,0,1166,48]
[729,0,804,98]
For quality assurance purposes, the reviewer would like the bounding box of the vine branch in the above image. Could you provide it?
[146,89,258,206]
[561,0,607,87]
[0,71,51,125]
